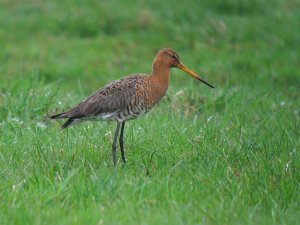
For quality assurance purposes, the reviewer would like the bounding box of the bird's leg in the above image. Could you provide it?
[112,122,121,166]
[119,122,126,164]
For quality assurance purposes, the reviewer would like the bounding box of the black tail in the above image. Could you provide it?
[61,119,75,129]
[49,112,68,119]
[50,112,75,129]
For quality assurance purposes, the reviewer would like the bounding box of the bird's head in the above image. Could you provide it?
[154,48,214,88]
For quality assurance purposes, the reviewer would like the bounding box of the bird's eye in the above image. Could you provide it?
[172,55,176,59]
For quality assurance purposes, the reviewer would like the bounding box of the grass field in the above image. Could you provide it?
[0,0,299,224]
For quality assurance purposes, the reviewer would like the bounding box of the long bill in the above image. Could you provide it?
[177,63,214,88]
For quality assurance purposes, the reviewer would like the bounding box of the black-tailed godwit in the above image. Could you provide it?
[50,48,214,166]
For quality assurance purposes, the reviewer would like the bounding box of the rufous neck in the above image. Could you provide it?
[150,62,171,85]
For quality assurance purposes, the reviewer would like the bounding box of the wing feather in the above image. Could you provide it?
[64,74,145,119]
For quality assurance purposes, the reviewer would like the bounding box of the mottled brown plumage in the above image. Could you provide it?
[50,48,214,166]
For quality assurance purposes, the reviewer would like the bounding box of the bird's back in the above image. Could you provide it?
[52,75,143,125]
[51,72,169,128]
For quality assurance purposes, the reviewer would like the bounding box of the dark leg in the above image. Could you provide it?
[119,122,126,164]
[112,122,121,166]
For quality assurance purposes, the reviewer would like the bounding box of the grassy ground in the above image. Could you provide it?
[0,0,299,224]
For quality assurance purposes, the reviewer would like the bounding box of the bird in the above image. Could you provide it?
[50,48,214,166]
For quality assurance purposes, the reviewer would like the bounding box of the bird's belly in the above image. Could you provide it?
[87,112,119,122]
[86,105,150,123]
[115,105,149,122]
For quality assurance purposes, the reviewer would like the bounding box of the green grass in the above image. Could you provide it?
[0,0,299,224]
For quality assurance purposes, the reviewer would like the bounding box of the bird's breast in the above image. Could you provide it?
[138,79,168,111]
[98,76,169,123]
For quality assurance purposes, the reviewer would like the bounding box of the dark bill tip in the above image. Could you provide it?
[199,79,215,88]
